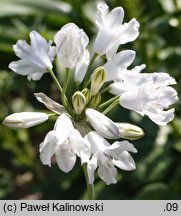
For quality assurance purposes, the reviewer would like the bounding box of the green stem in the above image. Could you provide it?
[98,95,120,110]
[48,113,57,117]
[63,68,70,96]
[48,68,63,94]
[100,86,110,94]
[84,79,91,88]
[48,68,73,116]
[102,99,119,115]
[83,53,98,88]
[83,164,94,200]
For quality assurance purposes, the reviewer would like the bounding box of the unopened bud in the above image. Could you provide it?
[89,92,101,108]
[115,123,144,140]
[90,66,106,95]
[86,108,119,139]
[82,88,92,105]
[3,112,48,129]
[72,91,86,115]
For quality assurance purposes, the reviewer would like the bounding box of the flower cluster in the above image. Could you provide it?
[3,2,178,189]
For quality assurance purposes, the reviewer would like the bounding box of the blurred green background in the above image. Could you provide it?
[0,0,181,200]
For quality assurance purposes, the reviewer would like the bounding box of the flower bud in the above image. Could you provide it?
[88,93,101,108]
[72,91,86,115]
[90,66,106,95]
[85,108,119,139]
[82,88,92,105]
[3,112,48,129]
[115,123,144,140]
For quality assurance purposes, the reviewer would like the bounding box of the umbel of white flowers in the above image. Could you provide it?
[4,2,178,187]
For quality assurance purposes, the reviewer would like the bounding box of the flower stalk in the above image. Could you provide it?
[102,98,119,115]
[83,53,98,88]
[83,164,95,200]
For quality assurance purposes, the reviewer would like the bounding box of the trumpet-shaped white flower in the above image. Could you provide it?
[109,66,178,125]
[87,131,137,185]
[3,112,48,129]
[85,108,119,139]
[9,31,56,81]
[120,84,177,126]
[94,3,139,59]
[40,114,90,172]
[54,23,89,69]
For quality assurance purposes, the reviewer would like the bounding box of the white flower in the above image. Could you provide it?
[75,49,90,83]
[94,3,139,59]
[9,31,56,81]
[54,23,89,69]
[120,84,177,126]
[40,114,90,172]
[103,50,135,82]
[3,112,48,129]
[87,131,137,185]
[108,63,178,125]
[85,108,119,139]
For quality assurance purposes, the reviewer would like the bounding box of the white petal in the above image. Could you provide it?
[34,92,66,114]
[74,49,90,83]
[157,86,178,109]
[106,141,137,156]
[47,41,56,62]
[30,31,53,69]
[104,7,124,28]
[87,154,98,184]
[98,155,117,185]
[69,129,91,164]
[120,86,158,114]
[150,72,177,87]
[54,114,74,143]
[87,131,110,153]
[39,130,57,167]
[145,108,175,126]
[104,50,135,81]
[112,151,136,171]
[130,64,146,74]
[55,149,76,173]
[28,72,44,81]
[9,60,45,81]
[9,60,35,76]
[86,108,119,139]
[109,82,126,95]
[118,18,140,44]
[95,3,109,29]
[13,40,31,59]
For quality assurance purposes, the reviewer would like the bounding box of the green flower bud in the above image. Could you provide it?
[89,92,101,108]
[82,88,92,105]
[72,91,86,115]
[90,66,106,95]
[115,123,144,140]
